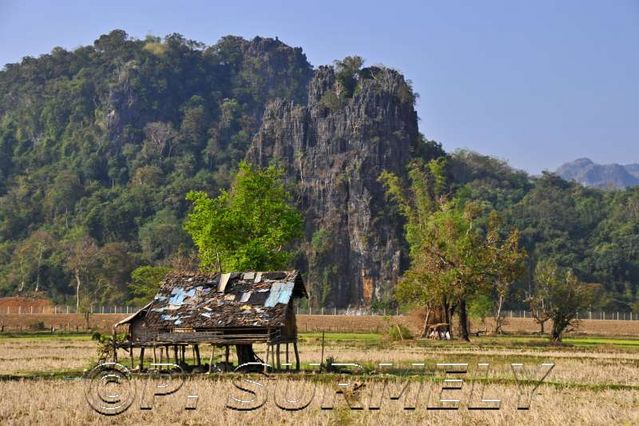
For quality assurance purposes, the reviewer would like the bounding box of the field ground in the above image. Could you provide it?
[2,312,639,335]
[0,329,638,425]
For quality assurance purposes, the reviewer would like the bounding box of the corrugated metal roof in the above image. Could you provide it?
[124,270,306,331]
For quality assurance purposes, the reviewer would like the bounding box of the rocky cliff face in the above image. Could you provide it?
[247,65,419,307]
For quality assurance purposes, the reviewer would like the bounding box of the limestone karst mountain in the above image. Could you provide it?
[556,158,639,189]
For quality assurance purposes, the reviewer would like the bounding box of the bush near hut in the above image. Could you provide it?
[386,323,413,341]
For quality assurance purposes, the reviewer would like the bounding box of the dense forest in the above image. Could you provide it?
[0,30,637,312]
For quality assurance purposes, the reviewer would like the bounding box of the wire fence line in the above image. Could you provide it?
[1,305,638,321]
[296,308,639,321]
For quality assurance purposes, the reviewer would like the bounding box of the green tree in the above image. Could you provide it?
[334,56,364,98]
[128,265,171,306]
[381,160,526,340]
[528,260,595,341]
[184,161,303,272]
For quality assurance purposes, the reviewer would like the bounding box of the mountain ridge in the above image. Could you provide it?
[556,158,639,189]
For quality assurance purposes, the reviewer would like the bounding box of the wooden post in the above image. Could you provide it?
[130,347,135,369]
[276,344,281,370]
[194,345,201,366]
[293,341,300,371]
[174,345,178,364]
[264,344,270,373]
[208,346,215,374]
[225,345,230,365]
[285,343,290,371]
[139,347,145,370]
[153,345,157,364]
[320,331,325,372]
[113,330,118,363]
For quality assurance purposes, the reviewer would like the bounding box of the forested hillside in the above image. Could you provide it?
[449,151,639,311]
[0,30,312,304]
[0,30,637,312]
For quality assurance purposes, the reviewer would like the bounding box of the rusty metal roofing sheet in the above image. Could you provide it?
[135,270,306,331]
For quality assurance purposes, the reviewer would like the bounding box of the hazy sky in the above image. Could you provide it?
[1,0,637,174]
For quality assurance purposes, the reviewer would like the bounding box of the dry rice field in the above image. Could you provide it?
[2,312,639,335]
[0,331,638,425]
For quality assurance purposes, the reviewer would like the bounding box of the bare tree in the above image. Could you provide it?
[65,234,98,312]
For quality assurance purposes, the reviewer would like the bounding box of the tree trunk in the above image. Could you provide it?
[446,302,457,338]
[551,324,561,341]
[442,296,456,337]
[420,307,432,338]
[494,294,504,334]
[35,245,43,293]
[235,344,259,365]
[459,299,470,341]
[75,269,81,312]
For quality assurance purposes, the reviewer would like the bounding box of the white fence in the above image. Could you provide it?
[0,305,140,315]
[0,306,638,321]
[499,310,639,321]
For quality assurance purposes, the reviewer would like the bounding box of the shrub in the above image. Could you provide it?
[29,321,46,331]
[387,323,413,341]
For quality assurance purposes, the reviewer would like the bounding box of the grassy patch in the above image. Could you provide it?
[0,332,93,341]
[563,336,639,347]
[299,332,381,343]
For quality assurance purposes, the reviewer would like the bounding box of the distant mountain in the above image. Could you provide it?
[623,163,639,179]
[556,158,639,189]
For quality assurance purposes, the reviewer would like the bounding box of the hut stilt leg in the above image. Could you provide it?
[276,344,281,370]
[286,343,289,371]
[208,346,215,374]
[174,345,178,364]
[195,345,201,366]
[264,344,270,373]
[153,345,157,364]
[293,341,300,371]
[139,347,145,371]
[130,347,135,369]
[225,345,230,366]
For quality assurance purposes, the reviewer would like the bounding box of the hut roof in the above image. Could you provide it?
[120,270,306,331]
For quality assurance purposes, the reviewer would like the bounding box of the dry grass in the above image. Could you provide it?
[2,312,639,335]
[0,332,638,424]
[0,336,96,375]
[0,377,637,425]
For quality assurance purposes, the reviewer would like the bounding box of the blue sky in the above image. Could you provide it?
[1,0,637,174]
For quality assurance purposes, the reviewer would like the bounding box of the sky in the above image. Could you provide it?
[0,0,637,174]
